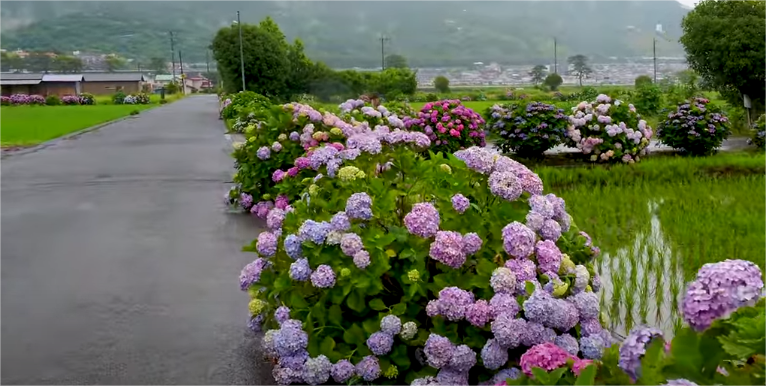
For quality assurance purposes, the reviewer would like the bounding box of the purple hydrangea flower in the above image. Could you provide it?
[289,131,300,141]
[568,291,599,320]
[267,208,286,230]
[353,250,371,269]
[240,193,254,210]
[529,195,554,218]
[248,314,264,332]
[449,344,477,372]
[257,146,271,160]
[580,318,603,337]
[489,171,523,201]
[299,220,331,244]
[618,325,664,379]
[289,258,311,281]
[366,331,394,355]
[502,222,537,258]
[526,211,545,231]
[310,265,336,288]
[466,299,491,327]
[273,365,302,385]
[540,219,562,241]
[481,338,509,370]
[284,234,303,259]
[681,259,764,331]
[426,299,441,317]
[380,315,402,335]
[454,147,495,174]
[303,355,332,385]
[505,258,537,294]
[251,200,274,219]
[492,368,522,384]
[523,289,579,332]
[664,380,699,386]
[451,194,470,213]
[436,367,469,385]
[240,258,269,290]
[491,314,525,349]
[430,231,467,268]
[437,287,475,321]
[535,240,562,274]
[404,202,441,238]
[256,231,278,257]
[275,306,291,324]
[462,233,483,255]
[520,342,571,376]
[330,211,351,231]
[331,360,355,383]
[424,333,455,369]
[520,321,553,347]
[340,232,364,257]
[517,168,544,195]
[580,334,605,360]
[274,320,309,357]
[355,355,381,381]
[345,192,373,220]
[555,333,580,356]
[411,376,439,386]
[489,292,520,319]
[491,267,517,294]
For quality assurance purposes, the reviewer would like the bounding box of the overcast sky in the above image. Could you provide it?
[676,0,699,8]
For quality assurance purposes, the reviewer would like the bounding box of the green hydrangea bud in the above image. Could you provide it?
[248,299,265,316]
[247,136,256,143]
[262,194,272,201]
[559,255,575,275]
[277,134,287,141]
[585,285,593,293]
[407,269,420,282]
[312,131,325,140]
[384,365,398,379]
[340,268,351,278]
[552,281,569,297]
[308,184,319,196]
[338,166,362,181]
[246,124,256,133]
[440,164,452,174]
[330,127,343,136]
[400,321,417,340]
[356,170,366,179]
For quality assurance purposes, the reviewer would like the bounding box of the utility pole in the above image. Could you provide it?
[169,31,176,84]
[653,37,657,83]
[237,11,246,92]
[205,49,210,74]
[179,50,185,94]
[553,37,558,74]
[380,35,389,71]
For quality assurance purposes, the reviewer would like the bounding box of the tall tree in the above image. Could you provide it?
[0,52,24,72]
[52,55,84,73]
[24,53,53,72]
[105,55,127,72]
[385,54,408,69]
[529,65,547,85]
[680,0,765,114]
[568,55,592,87]
[149,57,168,74]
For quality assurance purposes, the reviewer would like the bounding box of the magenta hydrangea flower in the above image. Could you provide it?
[519,342,571,377]
[491,314,525,349]
[240,258,269,290]
[355,355,381,381]
[310,265,336,288]
[340,232,364,257]
[535,240,562,273]
[681,259,764,331]
[505,258,537,294]
[366,331,394,355]
[331,360,355,383]
[272,169,286,182]
[353,250,371,269]
[618,325,664,380]
[436,287,475,321]
[275,194,289,210]
[256,231,278,257]
[345,192,373,220]
[451,194,470,213]
[466,299,492,327]
[502,222,537,259]
[424,333,455,369]
[404,202,441,238]
[462,232,483,255]
[481,338,509,370]
[430,231,467,268]
[489,292,520,319]
[489,171,523,202]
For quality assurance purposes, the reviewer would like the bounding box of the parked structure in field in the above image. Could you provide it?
[0,72,147,96]
[80,72,147,94]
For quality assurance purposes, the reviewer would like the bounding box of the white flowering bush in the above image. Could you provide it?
[565,94,653,163]
[240,137,608,384]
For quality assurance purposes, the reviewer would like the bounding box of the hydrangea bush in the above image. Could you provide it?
[240,140,607,384]
[405,100,486,154]
[221,91,272,120]
[656,98,731,156]
[5,94,46,105]
[565,94,653,163]
[61,95,81,105]
[485,102,569,157]
[748,114,766,150]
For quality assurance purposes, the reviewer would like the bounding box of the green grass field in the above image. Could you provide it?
[1,104,154,146]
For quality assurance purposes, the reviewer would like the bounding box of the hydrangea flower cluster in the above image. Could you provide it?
[61,95,82,105]
[565,94,653,163]
[747,114,766,149]
[618,325,664,380]
[656,98,731,156]
[405,99,486,153]
[485,102,569,157]
[5,94,46,105]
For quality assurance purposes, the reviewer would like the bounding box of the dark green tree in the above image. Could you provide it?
[1,52,24,72]
[149,57,168,74]
[105,55,127,72]
[634,75,653,88]
[24,53,53,72]
[371,68,417,97]
[568,54,592,86]
[529,65,547,85]
[385,54,408,69]
[543,72,563,91]
[433,75,450,93]
[52,56,83,73]
[680,0,765,113]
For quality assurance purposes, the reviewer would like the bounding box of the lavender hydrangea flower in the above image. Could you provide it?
[267,208,286,230]
[289,258,311,281]
[380,315,402,335]
[580,334,605,360]
[284,234,303,259]
[568,291,599,320]
[299,220,331,244]
[535,240,562,274]
[404,203,441,238]
[681,259,764,331]
[240,193,254,210]
[400,321,417,340]
[523,289,579,332]
[492,314,525,349]
[256,231,278,257]
[424,334,455,369]
[330,211,351,231]
[555,333,580,356]
[240,258,269,290]
[436,367,469,386]
[273,365,302,385]
[430,231,467,268]
[303,355,332,385]
[340,232,364,257]
[462,233,483,255]
[353,250,371,269]
[466,299,492,327]
[489,171,523,201]
[521,321,554,347]
[437,287,474,321]
[331,360,355,383]
[481,338,509,370]
[664,379,699,386]
[449,344,477,372]
[345,192,373,220]
[411,376,439,386]
[540,219,562,241]
[520,342,571,376]
[454,147,495,174]
[256,146,271,160]
[505,258,537,294]
[274,320,309,357]
[426,299,441,317]
[489,292,520,319]
[310,265,336,288]
[451,194,470,213]
[275,306,291,324]
[529,195,554,218]
[492,368,522,384]
[502,222,537,259]
[545,193,567,220]
[355,355,381,382]
[517,168,544,195]
[367,331,394,355]
[526,211,545,232]
[580,318,603,337]
[618,325,664,379]
[491,267,517,294]
[248,314,264,332]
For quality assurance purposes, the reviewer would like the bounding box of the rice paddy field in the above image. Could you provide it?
[534,151,766,339]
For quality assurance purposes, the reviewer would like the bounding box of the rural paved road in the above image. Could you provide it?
[1,95,272,384]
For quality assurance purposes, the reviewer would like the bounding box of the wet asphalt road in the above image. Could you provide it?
[1,95,272,384]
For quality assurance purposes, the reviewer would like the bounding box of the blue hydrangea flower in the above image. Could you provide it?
[554,333,580,356]
[310,265,336,288]
[298,220,331,244]
[424,333,455,369]
[436,367,469,385]
[380,315,402,335]
[481,338,508,370]
[331,360,355,383]
[366,331,394,355]
[491,314,524,349]
[284,234,303,259]
[449,344,477,372]
[580,334,605,360]
[355,355,381,381]
[274,306,290,325]
[330,211,351,231]
[568,291,599,320]
[346,192,373,220]
[289,258,311,281]
[303,355,332,385]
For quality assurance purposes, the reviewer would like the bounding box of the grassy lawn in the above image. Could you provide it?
[1,104,154,146]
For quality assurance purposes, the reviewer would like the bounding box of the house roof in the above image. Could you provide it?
[42,74,84,82]
[0,72,44,81]
[0,79,42,85]
[82,73,146,82]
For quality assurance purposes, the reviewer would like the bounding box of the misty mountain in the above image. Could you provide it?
[0,1,689,68]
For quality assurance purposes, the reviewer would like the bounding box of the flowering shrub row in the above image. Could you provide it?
[656,98,731,156]
[747,114,765,150]
[486,102,569,157]
[404,99,487,154]
[1,94,46,106]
